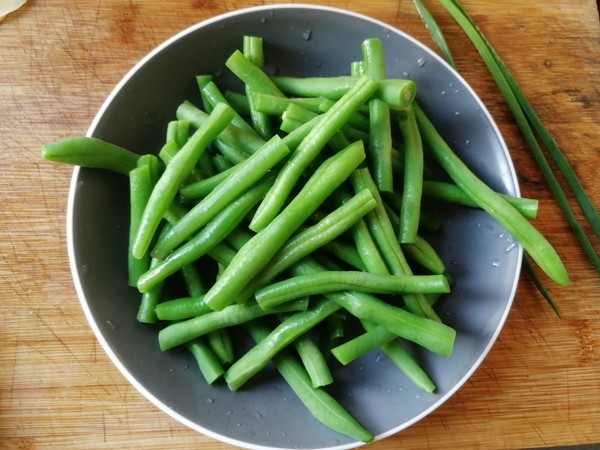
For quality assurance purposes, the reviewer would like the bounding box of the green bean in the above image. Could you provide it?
[251,91,330,116]
[128,164,153,287]
[244,321,373,443]
[352,218,389,275]
[331,322,395,365]
[179,166,235,199]
[362,38,393,193]
[132,103,235,259]
[414,103,569,286]
[155,295,210,321]
[225,49,285,97]
[237,188,376,303]
[250,75,377,231]
[202,140,366,311]
[361,320,436,393]
[271,75,417,109]
[41,136,140,175]
[136,257,165,324]
[243,36,274,139]
[137,177,273,292]
[256,271,450,310]
[198,77,259,137]
[158,302,269,350]
[166,119,190,148]
[293,335,333,388]
[224,90,251,116]
[206,328,234,365]
[422,180,539,219]
[398,107,424,244]
[185,338,225,385]
[292,258,455,357]
[158,139,204,183]
[224,299,341,390]
[402,235,446,275]
[180,264,207,296]
[321,241,367,271]
[176,100,264,157]
[351,168,439,321]
[151,135,289,257]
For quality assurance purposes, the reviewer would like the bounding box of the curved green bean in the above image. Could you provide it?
[255,271,450,310]
[202,140,366,311]
[414,103,569,285]
[41,136,140,175]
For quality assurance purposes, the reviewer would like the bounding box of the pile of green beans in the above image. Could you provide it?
[41,35,567,443]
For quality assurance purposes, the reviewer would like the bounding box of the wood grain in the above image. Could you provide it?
[1,1,599,449]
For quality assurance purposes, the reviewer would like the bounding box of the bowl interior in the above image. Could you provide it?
[68,5,521,449]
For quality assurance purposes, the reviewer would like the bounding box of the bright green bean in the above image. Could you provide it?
[398,107,424,244]
[422,180,539,219]
[158,302,269,350]
[243,36,274,139]
[203,140,366,311]
[151,135,289,257]
[237,188,376,303]
[414,103,569,285]
[186,338,225,385]
[137,177,273,292]
[224,299,341,390]
[41,136,140,175]
[128,164,153,287]
[292,258,455,357]
[245,322,373,443]
[271,75,417,108]
[256,271,450,310]
[293,335,333,388]
[250,75,377,231]
[132,103,235,259]
[402,235,446,275]
[362,38,393,193]
[361,320,436,393]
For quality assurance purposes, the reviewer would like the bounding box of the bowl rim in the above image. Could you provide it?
[66,4,522,449]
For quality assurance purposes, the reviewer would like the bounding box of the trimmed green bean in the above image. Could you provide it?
[243,36,274,139]
[176,100,264,157]
[202,140,366,311]
[292,258,455,357]
[237,188,376,302]
[225,49,285,97]
[224,299,341,390]
[256,271,450,310]
[361,320,436,393]
[166,120,190,149]
[158,302,269,350]
[250,75,378,231]
[293,335,333,388]
[270,75,417,109]
[206,328,234,365]
[198,77,259,137]
[41,136,140,175]
[151,135,289,257]
[137,177,273,292]
[128,164,153,287]
[402,235,446,275]
[398,107,424,243]
[351,168,439,321]
[186,338,225,385]
[132,103,235,259]
[245,322,373,443]
[362,38,393,193]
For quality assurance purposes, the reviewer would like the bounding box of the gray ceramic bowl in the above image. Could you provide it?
[67,4,522,449]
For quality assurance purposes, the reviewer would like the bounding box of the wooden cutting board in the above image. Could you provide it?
[1,0,599,449]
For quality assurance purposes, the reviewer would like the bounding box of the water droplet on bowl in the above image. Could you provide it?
[302,29,312,40]
[206,397,214,404]
[80,264,90,276]
[417,57,427,67]
[491,260,501,268]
